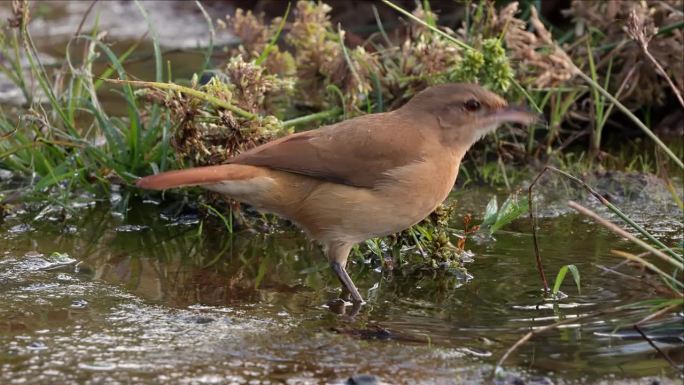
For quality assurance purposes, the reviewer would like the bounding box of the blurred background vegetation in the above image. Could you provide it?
[1,0,682,202]
[1,0,681,271]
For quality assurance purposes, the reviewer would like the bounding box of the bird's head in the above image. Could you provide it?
[399,83,538,147]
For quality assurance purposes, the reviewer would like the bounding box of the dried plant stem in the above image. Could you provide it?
[496,298,680,373]
[627,9,684,109]
[633,324,678,368]
[528,169,551,294]
[609,250,683,293]
[572,70,683,169]
[528,5,683,169]
[531,167,681,261]
[104,79,257,120]
[635,303,682,325]
[105,79,343,129]
[568,201,682,271]
[1,128,17,139]
[495,309,613,372]
[381,0,471,51]
[282,107,342,128]
[528,166,682,295]
[636,45,684,109]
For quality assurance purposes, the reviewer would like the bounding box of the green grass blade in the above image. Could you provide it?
[255,2,290,66]
[490,195,528,234]
[194,0,215,73]
[481,195,498,228]
[552,264,580,295]
[201,203,234,234]
[134,0,162,83]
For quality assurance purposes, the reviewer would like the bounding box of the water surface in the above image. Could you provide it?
[1,182,681,384]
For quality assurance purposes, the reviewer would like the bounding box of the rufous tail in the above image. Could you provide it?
[136,164,267,190]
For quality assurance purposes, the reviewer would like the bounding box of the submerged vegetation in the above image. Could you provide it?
[0,0,682,378]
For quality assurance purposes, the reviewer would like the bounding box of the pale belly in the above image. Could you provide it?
[297,158,460,243]
[200,157,461,246]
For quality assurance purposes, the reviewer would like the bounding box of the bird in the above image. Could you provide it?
[136,83,537,304]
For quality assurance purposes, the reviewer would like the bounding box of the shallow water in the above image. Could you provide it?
[1,182,682,385]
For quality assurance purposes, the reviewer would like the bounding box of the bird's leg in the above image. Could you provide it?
[338,283,351,301]
[330,262,363,303]
[326,242,364,303]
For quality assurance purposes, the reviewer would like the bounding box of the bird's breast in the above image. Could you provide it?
[303,152,461,243]
[379,153,460,215]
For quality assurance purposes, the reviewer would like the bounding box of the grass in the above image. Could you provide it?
[552,264,581,297]
[0,0,177,210]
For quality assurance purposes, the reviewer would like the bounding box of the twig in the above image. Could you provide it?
[626,9,684,109]
[633,324,678,368]
[495,309,613,372]
[532,167,681,261]
[635,303,682,326]
[568,201,682,270]
[528,170,551,294]
[282,107,342,128]
[103,78,256,120]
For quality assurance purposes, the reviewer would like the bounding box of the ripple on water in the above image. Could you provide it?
[1,180,682,384]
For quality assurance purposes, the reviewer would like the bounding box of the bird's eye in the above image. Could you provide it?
[464,99,481,112]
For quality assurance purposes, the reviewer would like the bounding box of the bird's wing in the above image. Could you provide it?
[229,112,424,188]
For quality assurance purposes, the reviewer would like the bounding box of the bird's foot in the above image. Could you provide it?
[339,285,352,302]
[326,297,362,317]
[330,261,364,303]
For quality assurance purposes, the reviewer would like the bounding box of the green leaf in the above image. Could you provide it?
[35,165,86,191]
[255,2,290,65]
[481,195,498,228]
[552,264,581,295]
[567,264,581,294]
[490,194,528,234]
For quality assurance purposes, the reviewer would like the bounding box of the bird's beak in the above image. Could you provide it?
[489,105,539,125]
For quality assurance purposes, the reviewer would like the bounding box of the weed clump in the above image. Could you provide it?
[144,56,293,166]
[377,201,476,274]
[495,3,574,88]
[565,0,683,106]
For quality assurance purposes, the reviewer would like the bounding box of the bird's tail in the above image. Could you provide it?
[136,164,268,190]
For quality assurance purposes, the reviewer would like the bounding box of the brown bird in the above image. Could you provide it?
[136,83,536,303]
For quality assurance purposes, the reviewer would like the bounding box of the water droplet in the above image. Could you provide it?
[8,224,33,234]
[115,224,149,232]
[71,299,88,309]
[78,362,116,371]
[27,341,47,351]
